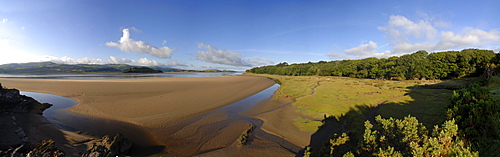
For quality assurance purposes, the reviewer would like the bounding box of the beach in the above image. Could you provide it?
[0,75,274,127]
[0,75,310,156]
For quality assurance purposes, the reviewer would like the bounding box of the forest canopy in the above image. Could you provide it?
[122,67,163,73]
[247,49,498,80]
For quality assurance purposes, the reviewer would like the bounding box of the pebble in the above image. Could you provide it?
[14,127,23,133]
[21,137,29,143]
[17,131,26,137]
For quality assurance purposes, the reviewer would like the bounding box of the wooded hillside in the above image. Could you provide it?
[248,49,497,80]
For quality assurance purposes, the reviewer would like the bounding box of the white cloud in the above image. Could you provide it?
[344,41,378,56]
[169,60,188,67]
[437,28,500,49]
[378,15,437,43]
[248,56,275,66]
[433,21,452,28]
[196,43,273,67]
[49,56,107,64]
[106,28,174,58]
[377,15,500,54]
[108,56,162,66]
[2,18,7,23]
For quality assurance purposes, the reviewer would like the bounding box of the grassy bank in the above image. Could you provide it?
[252,74,455,132]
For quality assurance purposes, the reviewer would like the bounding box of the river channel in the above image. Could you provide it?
[21,83,300,156]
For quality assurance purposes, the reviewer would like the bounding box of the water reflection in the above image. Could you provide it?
[20,91,164,155]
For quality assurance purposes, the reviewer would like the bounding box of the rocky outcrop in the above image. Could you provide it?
[81,133,133,157]
[26,140,65,157]
[0,85,61,154]
[0,87,52,115]
[0,85,134,157]
[0,140,65,157]
[0,85,54,150]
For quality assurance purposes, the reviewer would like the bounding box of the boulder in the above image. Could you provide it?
[81,133,133,157]
[0,89,22,106]
[0,88,52,115]
[26,140,65,157]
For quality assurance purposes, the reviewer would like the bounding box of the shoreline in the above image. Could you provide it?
[1,75,300,155]
[0,75,275,127]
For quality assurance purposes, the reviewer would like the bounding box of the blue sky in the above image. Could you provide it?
[0,0,499,70]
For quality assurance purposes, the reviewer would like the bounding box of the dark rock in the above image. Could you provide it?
[0,145,24,157]
[81,133,133,157]
[26,140,65,157]
[0,88,52,114]
[0,89,22,106]
[0,140,65,157]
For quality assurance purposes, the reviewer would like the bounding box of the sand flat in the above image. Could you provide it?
[0,75,275,127]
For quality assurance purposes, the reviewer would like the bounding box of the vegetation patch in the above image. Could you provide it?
[238,125,254,146]
[293,117,323,132]
[252,74,454,132]
[122,67,163,73]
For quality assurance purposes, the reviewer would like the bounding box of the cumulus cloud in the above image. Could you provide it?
[108,56,162,66]
[49,56,107,64]
[48,56,185,67]
[106,28,174,58]
[433,21,452,28]
[344,41,378,56]
[196,43,274,67]
[168,60,188,67]
[378,15,437,43]
[2,18,7,23]
[248,56,275,66]
[436,28,500,49]
[376,15,500,54]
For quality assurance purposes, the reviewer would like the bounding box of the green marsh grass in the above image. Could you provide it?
[251,74,455,132]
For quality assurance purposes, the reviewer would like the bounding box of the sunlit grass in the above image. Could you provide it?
[250,74,455,132]
[293,116,323,132]
[378,88,452,128]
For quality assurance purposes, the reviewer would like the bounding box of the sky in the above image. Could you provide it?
[0,0,499,71]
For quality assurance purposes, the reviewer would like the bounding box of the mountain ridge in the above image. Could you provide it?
[0,62,236,73]
[0,62,181,73]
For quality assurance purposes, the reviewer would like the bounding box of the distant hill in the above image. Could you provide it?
[122,67,163,73]
[202,69,237,72]
[0,62,236,74]
[0,62,181,73]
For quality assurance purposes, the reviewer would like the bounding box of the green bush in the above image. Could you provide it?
[448,83,500,153]
[313,115,477,157]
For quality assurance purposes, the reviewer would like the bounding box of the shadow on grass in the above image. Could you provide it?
[301,79,474,156]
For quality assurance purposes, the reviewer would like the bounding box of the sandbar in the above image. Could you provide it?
[0,75,274,128]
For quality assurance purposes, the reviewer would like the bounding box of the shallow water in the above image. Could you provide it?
[21,83,299,155]
[0,72,240,79]
[162,84,301,155]
[20,91,165,155]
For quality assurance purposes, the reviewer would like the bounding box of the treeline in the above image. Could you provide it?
[122,67,163,73]
[248,49,498,80]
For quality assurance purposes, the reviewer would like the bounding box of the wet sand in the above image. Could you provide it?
[242,97,313,148]
[0,75,274,128]
[1,75,313,156]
